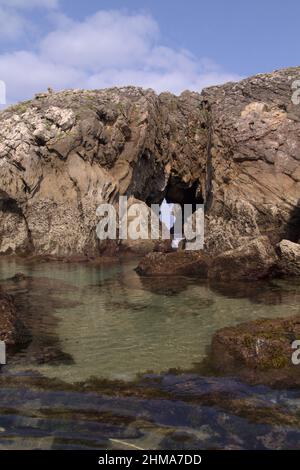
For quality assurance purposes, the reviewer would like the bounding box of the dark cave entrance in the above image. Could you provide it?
[131,170,204,246]
[285,200,300,243]
[165,179,203,212]
[160,179,204,243]
[0,190,22,216]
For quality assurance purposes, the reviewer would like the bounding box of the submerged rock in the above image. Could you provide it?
[0,272,80,361]
[209,277,300,306]
[210,315,300,388]
[0,288,26,347]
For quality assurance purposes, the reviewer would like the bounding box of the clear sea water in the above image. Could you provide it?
[0,257,299,450]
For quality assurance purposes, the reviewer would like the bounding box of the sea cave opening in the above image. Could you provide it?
[159,179,203,248]
[0,190,22,216]
[285,199,300,243]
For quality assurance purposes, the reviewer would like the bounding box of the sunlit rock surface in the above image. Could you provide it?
[276,239,300,276]
[0,66,299,259]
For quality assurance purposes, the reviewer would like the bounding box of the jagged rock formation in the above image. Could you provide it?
[0,88,206,255]
[0,66,299,257]
[203,69,300,253]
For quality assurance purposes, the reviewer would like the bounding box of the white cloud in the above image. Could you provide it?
[0,51,85,100]
[0,0,59,41]
[0,0,59,9]
[40,11,159,70]
[0,6,29,40]
[0,9,242,104]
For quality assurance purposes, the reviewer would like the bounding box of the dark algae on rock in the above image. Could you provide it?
[210,315,300,388]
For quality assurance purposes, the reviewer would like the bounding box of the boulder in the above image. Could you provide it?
[135,251,209,277]
[210,315,300,388]
[276,239,300,276]
[208,236,278,281]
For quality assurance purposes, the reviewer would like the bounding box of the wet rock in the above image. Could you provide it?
[0,288,26,347]
[135,251,209,277]
[10,272,28,282]
[276,239,300,276]
[208,236,278,281]
[210,315,300,388]
[137,276,198,296]
[2,370,300,449]
[153,239,173,253]
[35,347,74,365]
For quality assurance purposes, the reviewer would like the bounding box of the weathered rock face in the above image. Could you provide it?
[0,66,299,257]
[210,315,300,388]
[203,68,300,253]
[276,239,300,276]
[0,88,206,256]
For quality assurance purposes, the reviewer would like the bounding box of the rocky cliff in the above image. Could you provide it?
[0,66,299,257]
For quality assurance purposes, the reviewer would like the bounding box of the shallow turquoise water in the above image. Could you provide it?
[0,257,300,450]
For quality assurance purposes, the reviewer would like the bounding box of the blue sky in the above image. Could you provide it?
[0,0,299,104]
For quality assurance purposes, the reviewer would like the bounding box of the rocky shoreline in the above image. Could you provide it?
[0,65,300,390]
[136,236,300,281]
